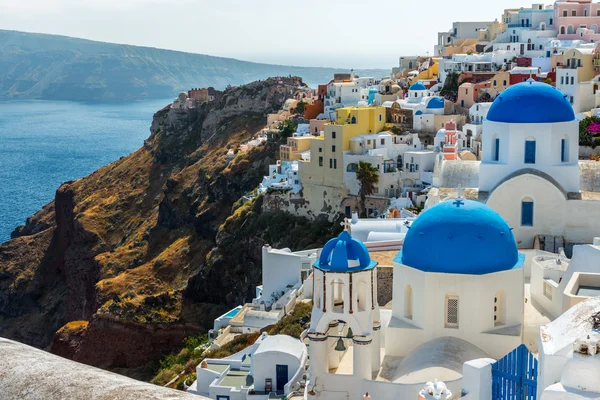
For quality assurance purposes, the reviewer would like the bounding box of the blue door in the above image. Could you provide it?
[494,138,500,161]
[276,364,288,391]
[492,344,538,399]
[561,139,566,162]
[522,201,534,226]
[524,140,536,164]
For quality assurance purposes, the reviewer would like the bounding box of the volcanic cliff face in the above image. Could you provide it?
[0,77,339,371]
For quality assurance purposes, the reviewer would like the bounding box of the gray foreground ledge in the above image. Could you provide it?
[0,337,208,400]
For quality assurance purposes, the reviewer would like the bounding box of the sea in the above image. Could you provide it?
[0,99,172,243]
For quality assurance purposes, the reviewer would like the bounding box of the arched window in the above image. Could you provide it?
[521,197,534,227]
[347,163,358,172]
[357,280,367,312]
[495,291,506,326]
[524,138,536,164]
[492,134,500,161]
[568,25,575,34]
[331,279,345,313]
[315,276,321,309]
[593,25,599,34]
[540,22,546,31]
[351,116,356,124]
[404,285,413,320]
[561,135,570,162]
[560,26,566,35]
[445,294,459,328]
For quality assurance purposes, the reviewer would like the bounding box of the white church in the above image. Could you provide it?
[429,80,600,249]
[305,203,600,399]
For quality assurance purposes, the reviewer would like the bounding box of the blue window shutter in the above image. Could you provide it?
[522,201,534,226]
[525,141,536,164]
[494,138,500,161]
[561,139,566,162]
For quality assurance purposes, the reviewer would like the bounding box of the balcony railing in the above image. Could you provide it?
[507,23,531,28]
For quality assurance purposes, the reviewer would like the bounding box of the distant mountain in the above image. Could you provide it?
[0,30,389,101]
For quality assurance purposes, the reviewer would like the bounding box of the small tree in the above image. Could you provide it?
[278,119,295,139]
[294,101,308,114]
[355,161,379,217]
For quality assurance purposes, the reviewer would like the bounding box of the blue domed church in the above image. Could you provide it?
[478,80,583,248]
[307,201,525,399]
[387,199,525,360]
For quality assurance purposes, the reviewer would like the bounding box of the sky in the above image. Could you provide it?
[1,0,519,69]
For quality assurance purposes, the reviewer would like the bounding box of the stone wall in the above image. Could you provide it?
[377,266,394,307]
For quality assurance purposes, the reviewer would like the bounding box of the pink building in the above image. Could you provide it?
[442,120,459,161]
[555,0,600,41]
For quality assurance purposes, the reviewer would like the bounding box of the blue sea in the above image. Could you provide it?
[0,99,171,243]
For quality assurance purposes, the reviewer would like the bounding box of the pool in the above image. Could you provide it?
[224,306,242,318]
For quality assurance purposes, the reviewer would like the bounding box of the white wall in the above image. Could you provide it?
[486,175,600,248]
[252,352,301,393]
[260,247,303,307]
[387,264,524,359]
[479,120,580,194]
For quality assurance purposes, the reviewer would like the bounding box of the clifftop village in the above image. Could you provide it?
[167,1,600,399]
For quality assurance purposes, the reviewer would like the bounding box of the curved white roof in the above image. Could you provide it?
[390,337,488,384]
[254,335,305,360]
[351,219,411,242]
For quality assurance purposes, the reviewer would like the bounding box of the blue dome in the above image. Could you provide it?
[415,110,423,115]
[316,231,377,272]
[487,80,575,123]
[409,82,427,91]
[396,200,522,275]
[427,97,444,109]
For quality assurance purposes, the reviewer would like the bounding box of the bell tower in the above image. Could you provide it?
[307,222,380,398]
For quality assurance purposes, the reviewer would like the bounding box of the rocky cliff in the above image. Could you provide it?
[0,77,340,373]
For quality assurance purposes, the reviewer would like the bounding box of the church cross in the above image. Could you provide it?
[341,218,352,232]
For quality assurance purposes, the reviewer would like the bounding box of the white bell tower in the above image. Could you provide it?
[307,221,380,399]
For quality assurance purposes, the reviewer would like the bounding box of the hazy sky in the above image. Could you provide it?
[1,0,519,69]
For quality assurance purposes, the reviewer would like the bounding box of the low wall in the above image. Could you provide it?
[0,337,209,400]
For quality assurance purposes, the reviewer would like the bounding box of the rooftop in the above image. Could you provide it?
[218,369,253,390]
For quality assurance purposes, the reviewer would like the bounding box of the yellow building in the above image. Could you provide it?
[299,106,386,212]
[413,58,440,82]
[488,71,511,97]
[280,137,313,161]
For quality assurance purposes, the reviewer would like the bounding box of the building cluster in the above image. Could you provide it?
[181,1,600,399]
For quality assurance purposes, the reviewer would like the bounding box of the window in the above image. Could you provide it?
[329,159,332,168]
[572,10,577,16]
[525,139,536,164]
[381,139,385,145]
[495,291,505,326]
[550,18,553,25]
[332,132,336,139]
[561,26,566,35]
[561,76,565,85]
[319,147,322,153]
[332,145,336,152]
[445,295,459,328]
[598,9,600,16]
[416,164,419,171]
[404,285,413,320]
[347,163,357,172]
[379,114,382,121]
[319,156,323,167]
[563,10,568,17]
[544,281,553,300]
[503,80,507,86]
[493,137,500,161]
[334,159,337,169]
[521,198,534,226]
[562,136,569,162]
[494,80,497,86]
